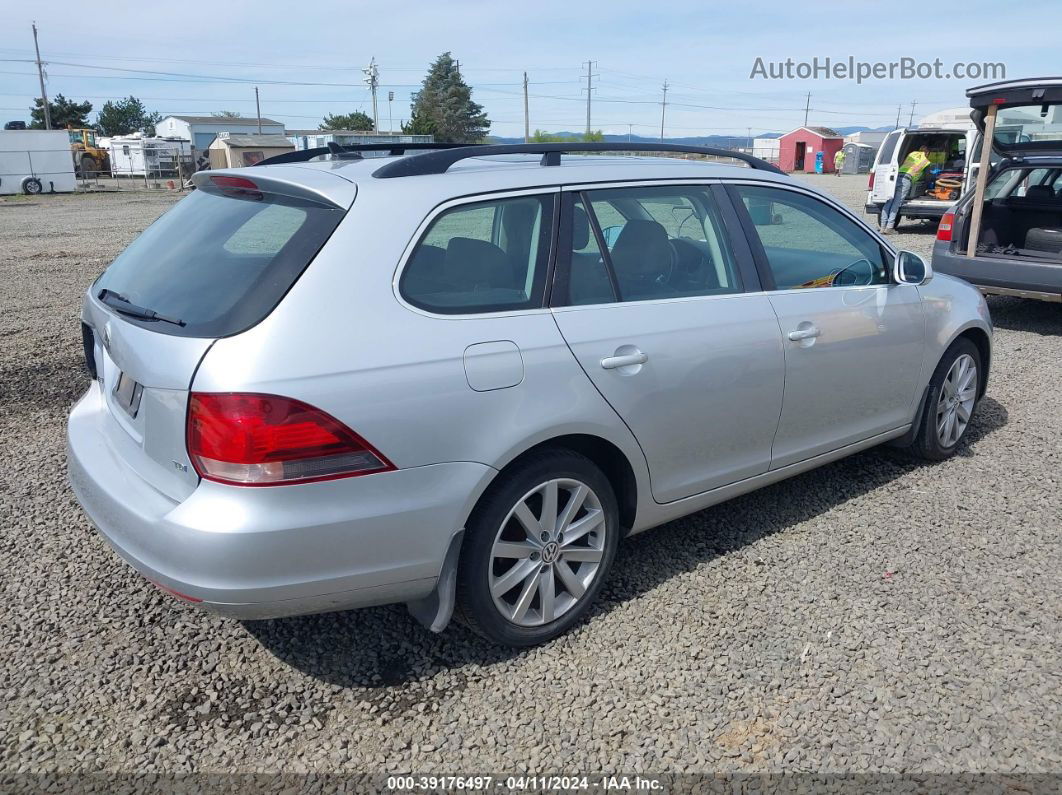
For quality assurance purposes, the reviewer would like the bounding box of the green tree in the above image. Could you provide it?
[407,52,489,142]
[401,109,437,137]
[29,94,92,129]
[530,129,604,143]
[211,110,243,119]
[96,96,163,137]
[320,111,374,131]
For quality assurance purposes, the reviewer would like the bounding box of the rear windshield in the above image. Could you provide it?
[995,105,1062,152]
[94,187,346,337]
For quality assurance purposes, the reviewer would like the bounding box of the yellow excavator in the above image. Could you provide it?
[68,128,110,176]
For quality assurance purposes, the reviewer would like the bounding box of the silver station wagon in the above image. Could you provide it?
[68,142,993,646]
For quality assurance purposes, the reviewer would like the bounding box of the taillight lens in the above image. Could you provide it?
[937,211,955,242]
[868,171,875,191]
[187,393,394,486]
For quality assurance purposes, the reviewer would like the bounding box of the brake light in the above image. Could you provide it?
[937,211,955,242]
[868,171,875,191]
[210,175,258,190]
[187,393,394,486]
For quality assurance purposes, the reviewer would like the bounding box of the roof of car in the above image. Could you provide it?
[280,153,794,199]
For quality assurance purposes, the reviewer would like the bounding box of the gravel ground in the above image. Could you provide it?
[1,178,1060,781]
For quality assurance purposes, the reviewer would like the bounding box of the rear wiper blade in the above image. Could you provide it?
[97,289,186,327]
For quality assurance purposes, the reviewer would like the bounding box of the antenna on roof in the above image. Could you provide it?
[326,142,363,160]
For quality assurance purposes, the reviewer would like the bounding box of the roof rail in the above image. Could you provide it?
[371,142,784,178]
[254,141,481,167]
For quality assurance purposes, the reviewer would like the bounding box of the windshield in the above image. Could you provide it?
[94,188,346,338]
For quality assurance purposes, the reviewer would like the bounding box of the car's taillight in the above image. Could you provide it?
[187,393,394,486]
[868,171,875,191]
[937,211,955,243]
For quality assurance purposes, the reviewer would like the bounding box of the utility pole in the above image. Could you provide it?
[659,80,669,142]
[628,123,633,143]
[32,22,51,130]
[908,100,917,127]
[895,104,902,129]
[747,126,752,152]
[523,72,530,143]
[388,91,394,134]
[582,60,596,139]
[803,92,811,127]
[254,86,262,134]
[363,57,380,133]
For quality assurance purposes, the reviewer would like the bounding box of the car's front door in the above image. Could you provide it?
[549,184,785,503]
[729,183,925,469]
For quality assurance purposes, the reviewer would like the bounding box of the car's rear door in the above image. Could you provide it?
[727,182,925,469]
[549,183,785,504]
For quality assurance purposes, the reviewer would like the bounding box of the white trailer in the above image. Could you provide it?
[0,130,77,195]
[107,134,192,177]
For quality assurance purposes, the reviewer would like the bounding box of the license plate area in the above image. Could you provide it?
[112,371,144,419]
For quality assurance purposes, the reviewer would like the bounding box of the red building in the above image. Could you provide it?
[778,126,844,173]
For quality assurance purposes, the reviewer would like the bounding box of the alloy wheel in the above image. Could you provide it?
[489,478,607,627]
[936,353,977,448]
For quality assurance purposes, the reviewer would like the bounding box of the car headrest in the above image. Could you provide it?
[572,205,591,249]
[610,220,671,277]
[443,237,509,287]
[1025,185,1054,201]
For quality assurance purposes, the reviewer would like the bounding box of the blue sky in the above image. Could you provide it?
[2,0,1060,138]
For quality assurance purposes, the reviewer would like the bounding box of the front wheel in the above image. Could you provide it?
[22,177,42,195]
[909,338,982,460]
[456,450,619,646]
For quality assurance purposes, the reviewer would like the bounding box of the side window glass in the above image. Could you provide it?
[736,185,889,289]
[582,185,742,303]
[566,198,615,306]
[402,195,553,314]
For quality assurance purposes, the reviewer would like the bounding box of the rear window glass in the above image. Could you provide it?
[94,187,345,337]
[877,131,901,164]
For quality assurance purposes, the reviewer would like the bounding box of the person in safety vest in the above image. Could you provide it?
[833,148,846,176]
[881,145,931,233]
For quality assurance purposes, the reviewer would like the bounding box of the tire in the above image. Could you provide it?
[22,177,42,195]
[79,155,95,177]
[455,449,620,646]
[908,338,982,461]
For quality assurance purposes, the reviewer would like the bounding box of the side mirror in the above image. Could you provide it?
[893,250,932,285]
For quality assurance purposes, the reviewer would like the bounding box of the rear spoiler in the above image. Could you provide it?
[190,169,353,210]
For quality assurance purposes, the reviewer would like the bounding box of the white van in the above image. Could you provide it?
[864,126,982,227]
[0,129,77,195]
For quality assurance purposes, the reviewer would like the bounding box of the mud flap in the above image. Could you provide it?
[406,529,464,633]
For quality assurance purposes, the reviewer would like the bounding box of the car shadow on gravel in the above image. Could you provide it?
[245,397,1007,690]
[985,296,1062,336]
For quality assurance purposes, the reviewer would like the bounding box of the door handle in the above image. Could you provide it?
[787,326,821,341]
[601,351,648,369]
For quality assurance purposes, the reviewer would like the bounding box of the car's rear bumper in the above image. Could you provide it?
[864,201,950,219]
[67,384,495,619]
[932,241,1062,302]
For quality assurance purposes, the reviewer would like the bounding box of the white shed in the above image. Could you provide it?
[156,115,285,153]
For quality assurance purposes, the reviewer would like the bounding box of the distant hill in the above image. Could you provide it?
[488,125,895,146]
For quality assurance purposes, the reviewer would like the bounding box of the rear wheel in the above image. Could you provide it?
[456,450,619,646]
[22,177,42,195]
[909,338,981,460]
[79,155,96,177]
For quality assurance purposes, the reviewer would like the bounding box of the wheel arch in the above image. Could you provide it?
[955,326,991,399]
[490,434,639,534]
